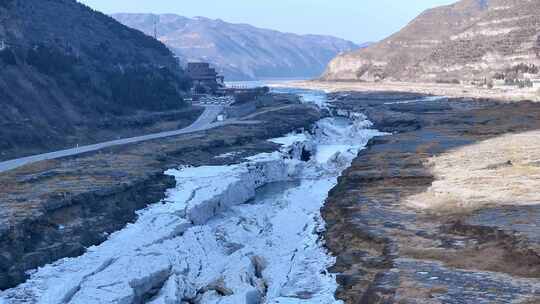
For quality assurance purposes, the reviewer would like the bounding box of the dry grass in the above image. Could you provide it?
[401,243,540,279]
[518,297,540,304]
[403,130,540,213]
[396,280,446,304]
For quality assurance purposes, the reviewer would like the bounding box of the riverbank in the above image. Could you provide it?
[323,91,540,303]
[0,91,385,303]
[0,99,320,290]
[285,80,540,102]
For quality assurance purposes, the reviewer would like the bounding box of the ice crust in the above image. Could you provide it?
[0,114,383,304]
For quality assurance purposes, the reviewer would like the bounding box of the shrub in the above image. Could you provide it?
[26,44,77,75]
[506,63,539,75]
[493,73,505,80]
[436,79,460,84]
[0,0,14,8]
[519,79,533,88]
[0,49,17,65]
[106,66,188,111]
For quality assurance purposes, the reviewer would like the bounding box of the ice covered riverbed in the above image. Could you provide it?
[1,97,383,304]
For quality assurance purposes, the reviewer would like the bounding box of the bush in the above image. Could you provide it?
[0,49,17,66]
[507,78,534,88]
[436,79,460,84]
[26,44,77,75]
[0,0,14,8]
[506,63,539,75]
[106,66,188,111]
[493,73,505,80]
[70,66,92,88]
[519,79,533,89]
[505,78,516,86]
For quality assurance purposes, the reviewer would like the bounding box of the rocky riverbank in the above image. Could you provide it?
[323,92,540,303]
[0,101,320,290]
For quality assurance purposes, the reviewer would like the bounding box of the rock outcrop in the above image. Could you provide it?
[323,0,540,83]
[113,13,359,80]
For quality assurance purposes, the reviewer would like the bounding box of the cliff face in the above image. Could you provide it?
[0,0,191,159]
[113,13,359,80]
[323,0,540,83]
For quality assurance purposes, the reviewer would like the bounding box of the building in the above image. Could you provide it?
[186,62,224,94]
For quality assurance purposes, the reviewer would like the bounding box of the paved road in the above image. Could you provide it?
[0,106,224,173]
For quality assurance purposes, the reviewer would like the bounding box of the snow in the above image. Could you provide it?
[215,151,243,159]
[0,92,385,304]
[270,86,330,109]
[383,95,447,105]
[315,145,354,163]
[269,133,308,146]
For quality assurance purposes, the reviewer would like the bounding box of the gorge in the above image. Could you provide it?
[0,90,383,303]
[3,0,540,303]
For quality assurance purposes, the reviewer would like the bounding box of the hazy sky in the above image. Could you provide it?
[78,0,457,43]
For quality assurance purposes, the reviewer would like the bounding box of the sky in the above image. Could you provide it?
[78,0,457,43]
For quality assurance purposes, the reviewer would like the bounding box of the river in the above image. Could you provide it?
[0,86,384,304]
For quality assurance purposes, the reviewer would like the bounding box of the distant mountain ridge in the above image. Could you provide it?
[323,0,540,83]
[113,13,359,80]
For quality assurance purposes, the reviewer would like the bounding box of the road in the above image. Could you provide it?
[0,106,224,173]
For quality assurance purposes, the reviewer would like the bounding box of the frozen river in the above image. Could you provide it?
[0,88,384,304]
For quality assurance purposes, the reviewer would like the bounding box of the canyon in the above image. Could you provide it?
[3,0,540,303]
[4,84,540,303]
[0,93,320,292]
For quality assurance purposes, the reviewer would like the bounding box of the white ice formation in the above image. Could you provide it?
[0,110,383,304]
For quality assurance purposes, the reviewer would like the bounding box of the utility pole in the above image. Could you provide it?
[153,16,158,40]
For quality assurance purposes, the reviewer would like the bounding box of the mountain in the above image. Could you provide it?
[0,0,191,160]
[323,0,540,83]
[357,42,374,49]
[113,13,359,80]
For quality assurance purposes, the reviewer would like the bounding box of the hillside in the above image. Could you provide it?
[323,0,540,84]
[113,13,359,80]
[0,0,192,160]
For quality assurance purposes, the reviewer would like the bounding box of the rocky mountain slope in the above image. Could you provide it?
[323,0,540,83]
[113,13,359,80]
[0,0,192,160]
